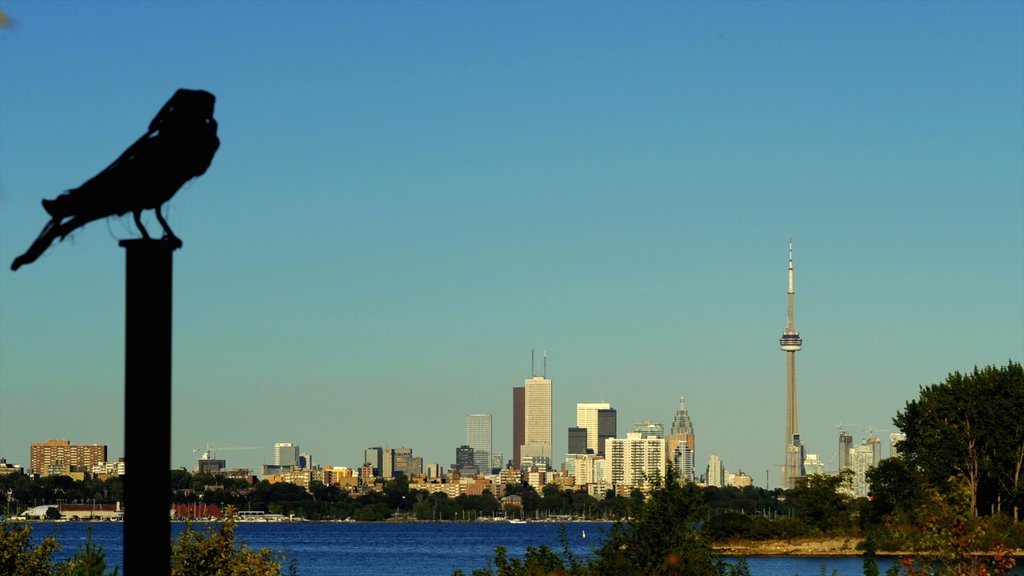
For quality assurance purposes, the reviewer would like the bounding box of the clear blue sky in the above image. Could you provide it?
[1,1,1021,488]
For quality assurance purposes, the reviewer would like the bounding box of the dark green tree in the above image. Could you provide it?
[894,361,1023,518]
[788,470,855,533]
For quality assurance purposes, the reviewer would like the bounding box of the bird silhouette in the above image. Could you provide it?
[10,89,220,271]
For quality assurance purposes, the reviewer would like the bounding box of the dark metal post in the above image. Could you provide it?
[121,238,177,575]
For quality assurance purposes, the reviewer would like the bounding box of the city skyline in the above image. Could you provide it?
[1,2,1021,489]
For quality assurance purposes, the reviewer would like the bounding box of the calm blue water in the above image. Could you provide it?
[21,520,979,576]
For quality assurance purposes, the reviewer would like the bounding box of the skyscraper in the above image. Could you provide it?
[597,408,617,457]
[667,397,696,483]
[850,437,882,497]
[780,239,805,489]
[522,375,552,468]
[273,442,298,468]
[707,454,725,488]
[466,413,493,472]
[567,427,588,455]
[512,386,525,469]
[576,402,611,454]
[838,431,853,471]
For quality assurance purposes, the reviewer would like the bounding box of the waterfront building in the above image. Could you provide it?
[707,454,725,488]
[466,413,493,472]
[576,402,611,454]
[30,440,107,476]
[526,466,547,491]
[605,432,666,490]
[667,397,696,483]
[780,239,806,490]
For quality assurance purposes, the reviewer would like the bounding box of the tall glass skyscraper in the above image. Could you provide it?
[466,413,492,473]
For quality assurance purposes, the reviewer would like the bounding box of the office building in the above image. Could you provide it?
[512,386,525,469]
[365,447,383,477]
[667,397,696,483]
[466,414,493,472]
[522,374,552,468]
[576,402,611,454]
[567,427,588,455]
[30,440,107,476]
[597,408,617,457]
[273,443,299,468]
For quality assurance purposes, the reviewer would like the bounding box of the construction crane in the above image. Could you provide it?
[193,444,261,461]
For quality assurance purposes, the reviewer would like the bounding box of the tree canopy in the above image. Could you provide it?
[893,360,1024,519]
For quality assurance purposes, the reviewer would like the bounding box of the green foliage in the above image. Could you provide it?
[884,483,1017,576]
[788,471,856,533]
[171,515,290,576]
[1,520,62,576]
[894,360,1024,518]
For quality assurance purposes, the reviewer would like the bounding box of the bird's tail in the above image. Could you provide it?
[11,219,62,271]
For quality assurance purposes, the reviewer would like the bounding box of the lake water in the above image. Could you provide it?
[20,521,961,576]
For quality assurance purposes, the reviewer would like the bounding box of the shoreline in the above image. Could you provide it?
[713,537,1024,558]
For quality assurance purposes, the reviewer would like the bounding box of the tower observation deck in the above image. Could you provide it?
[781,239,804,490]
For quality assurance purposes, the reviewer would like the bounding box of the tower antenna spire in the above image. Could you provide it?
[780,237,804,490]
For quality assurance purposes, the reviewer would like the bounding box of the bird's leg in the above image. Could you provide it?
[133,210,152,240]
[154,209,182,248]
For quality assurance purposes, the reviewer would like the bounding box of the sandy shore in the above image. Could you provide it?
[714,537,1024,558]
[713,537,865,556]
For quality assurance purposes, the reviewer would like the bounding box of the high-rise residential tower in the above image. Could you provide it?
[780,239,805,489]
[576,402,612,454]
[466,414,493,473]
[838,431,853,471]
[667,397,696,483]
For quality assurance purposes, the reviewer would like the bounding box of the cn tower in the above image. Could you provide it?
[780,239,804,489]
